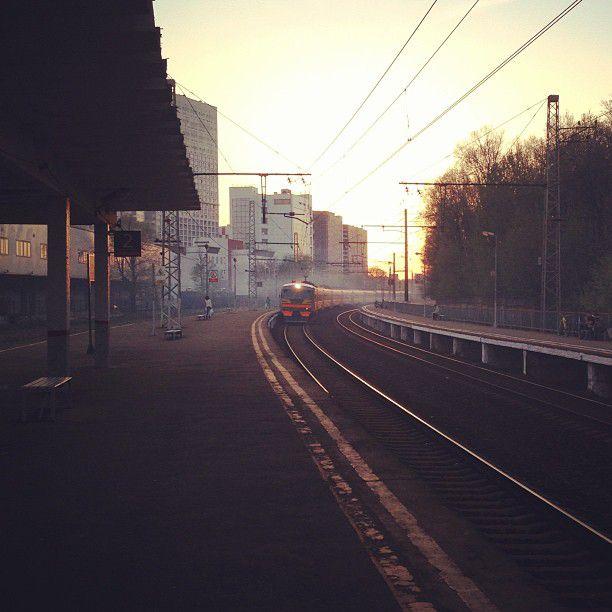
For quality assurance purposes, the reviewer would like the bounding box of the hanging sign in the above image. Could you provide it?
[114,231,141,257]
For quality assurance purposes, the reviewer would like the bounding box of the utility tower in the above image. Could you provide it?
[247,199,257,307]
[159,78,183,330]
[541,94,561,331]
[160,210,182,330]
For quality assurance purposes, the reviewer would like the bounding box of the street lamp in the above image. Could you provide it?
[415,251,426,316]
[232,257,237,309]
[482,231,498,328]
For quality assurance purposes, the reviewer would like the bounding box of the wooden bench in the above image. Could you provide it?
[164,328,182,340]
[21,376,72,422]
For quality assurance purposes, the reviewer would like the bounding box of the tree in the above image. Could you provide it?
[112,241,159,312]
[420,100,612,311]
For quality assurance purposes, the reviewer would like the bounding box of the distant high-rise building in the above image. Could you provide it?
[229,187,313,261]
[313,211,343,270]
[342,224,368,273]
[136,90,219,246]
[174,93,219,245]
[229,186,259,244]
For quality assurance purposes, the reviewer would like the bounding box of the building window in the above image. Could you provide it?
[40,243,48,259]
[0,236,8,255]
[16,240,31,257]
[78,250,88,264]
[261,228,268,235]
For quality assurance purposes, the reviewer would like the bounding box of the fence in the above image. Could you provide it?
[383,301,612,338]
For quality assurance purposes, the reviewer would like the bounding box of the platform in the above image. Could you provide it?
[0,312,397,609]
[363,305,612,357]
[361,304,612,398]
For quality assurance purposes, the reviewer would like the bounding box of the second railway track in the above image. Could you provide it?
[279,309,611,608]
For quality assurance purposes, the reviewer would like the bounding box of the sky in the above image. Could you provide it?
[154,0,611,272]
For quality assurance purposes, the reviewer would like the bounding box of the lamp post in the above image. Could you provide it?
[86,252,95,354]
[415,251,426,316]
[233,257,237,309]
[482,231,498,328]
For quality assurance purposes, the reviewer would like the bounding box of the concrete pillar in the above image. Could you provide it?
[522,350,527,376]
[94,220,110,368]
[47,198,71,375]
[452,338,462,356]
[481,343,493,365]
[400,326,409,341]
[431,333,451,354]
[414,329,427,346]
[390,324,398,339]
[482,342,522,371]
[587,363,611,398]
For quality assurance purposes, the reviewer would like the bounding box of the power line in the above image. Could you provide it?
[406,98,547,180]
[317,0,480,178]
[308,0,439,169]
[328,0,583,207]
[174,82,234,171]
[504,99,546,155]
[173,80,306,171]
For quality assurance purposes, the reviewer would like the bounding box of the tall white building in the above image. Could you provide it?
[229,187,313,261]
[159,91,219,246]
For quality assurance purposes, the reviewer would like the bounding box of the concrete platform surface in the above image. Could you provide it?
[364,304,612,357]
[0,312,398,610]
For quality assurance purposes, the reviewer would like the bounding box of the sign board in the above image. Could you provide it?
[114,231,141,257]
[208,270,219,283]
[87,252,95,283]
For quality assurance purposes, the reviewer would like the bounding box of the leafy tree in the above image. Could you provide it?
[421,100,612,312]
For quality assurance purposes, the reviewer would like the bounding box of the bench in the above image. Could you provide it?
[164,328,182,340]
[21,376,72,422]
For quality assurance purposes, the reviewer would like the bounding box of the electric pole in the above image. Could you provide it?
[404,209,409,302]
[541,94,561,331]
[392,253,396,301]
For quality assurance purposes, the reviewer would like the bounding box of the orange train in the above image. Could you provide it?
[279,281,376,322]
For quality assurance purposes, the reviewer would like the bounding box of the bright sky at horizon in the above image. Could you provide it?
[155,0,611,271]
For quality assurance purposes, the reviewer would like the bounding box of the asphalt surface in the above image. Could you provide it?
[0,312,398,610]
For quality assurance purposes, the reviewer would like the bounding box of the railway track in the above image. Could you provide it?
[279,310,612,608]
[344,309,612,438]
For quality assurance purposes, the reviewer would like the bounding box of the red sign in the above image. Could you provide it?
[208,270,219,283]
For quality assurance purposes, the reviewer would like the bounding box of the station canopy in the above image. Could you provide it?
[0,1,200,225]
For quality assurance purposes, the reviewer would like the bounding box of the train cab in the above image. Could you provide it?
[280,281,316,321]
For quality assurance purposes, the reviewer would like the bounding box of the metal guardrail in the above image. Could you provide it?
[381,301,612,339]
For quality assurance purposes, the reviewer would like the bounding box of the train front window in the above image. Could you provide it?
[281,285,314,302]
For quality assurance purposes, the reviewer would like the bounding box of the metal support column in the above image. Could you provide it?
[404,208,409,302]
[160,210,182,330]
[392,253,396,302]
[94,220,110,367]
[541,94,561,331]
[247,199,257,307]
[46,197,71,375]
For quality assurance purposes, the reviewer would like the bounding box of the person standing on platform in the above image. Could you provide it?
[205,295,213,320]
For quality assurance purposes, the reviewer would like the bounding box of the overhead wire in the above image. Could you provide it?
[328,0,584,208]
[317,0,480,178]
[173,80,306,171]
[308,0,439,169]
[503,99,547,155]
[175,82,234,171]
[406,97,547,180]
